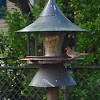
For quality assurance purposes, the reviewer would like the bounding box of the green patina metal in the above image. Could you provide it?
[17,0,88,33]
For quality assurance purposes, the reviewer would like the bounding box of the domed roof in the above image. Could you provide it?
[17,0,88,33]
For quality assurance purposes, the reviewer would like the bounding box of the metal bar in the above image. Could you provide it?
[0,65,39,70]
[4,58,7,67]
[47,87,59,100]
[35,33,38,56]
[0,57,18,60]
[67,66,100,70]
[0,66,100,70]
[27,34,31,55]
[42,42,45,55]
[0,67,37,70]
[64,87,70,100]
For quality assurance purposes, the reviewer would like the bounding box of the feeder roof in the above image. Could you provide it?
[17,0,88,33]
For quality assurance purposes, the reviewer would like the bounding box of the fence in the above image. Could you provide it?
[0,58,100,100]
[0,66,100,100]
[0,66,46,100]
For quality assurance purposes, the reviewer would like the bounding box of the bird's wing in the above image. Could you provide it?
[67,51,80,58]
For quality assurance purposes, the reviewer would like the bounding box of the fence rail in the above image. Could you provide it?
[0,65,100,70]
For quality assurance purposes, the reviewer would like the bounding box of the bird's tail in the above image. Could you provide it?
[80,53,89,56]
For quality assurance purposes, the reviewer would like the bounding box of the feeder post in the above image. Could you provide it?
[47,87,59,100]
[64,87,70,100]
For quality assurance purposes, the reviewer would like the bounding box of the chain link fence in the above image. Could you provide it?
[0,68,46,100]
[0,58,100,100]
[0,66,100,100]
[69,69,100,100]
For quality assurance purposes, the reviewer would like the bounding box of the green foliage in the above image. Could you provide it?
[31,0,48,18]
[5,10,29,58]
[0,30,7,55]
[67,0,100,65]
[70,70,100,100]
[0,10,30,64]
[65,1,100,100]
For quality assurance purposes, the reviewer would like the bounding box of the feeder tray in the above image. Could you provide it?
[20,56,84,64]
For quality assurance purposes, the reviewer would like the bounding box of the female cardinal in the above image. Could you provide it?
[65,47,89,59]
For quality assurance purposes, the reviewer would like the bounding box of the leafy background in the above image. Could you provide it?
[0,0,100,100]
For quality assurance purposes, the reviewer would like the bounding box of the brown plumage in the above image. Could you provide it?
[65,47,89,58]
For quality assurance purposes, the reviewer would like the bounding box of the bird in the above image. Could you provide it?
[65,47,89,59]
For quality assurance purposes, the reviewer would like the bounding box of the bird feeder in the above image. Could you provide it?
[17,0,88,100]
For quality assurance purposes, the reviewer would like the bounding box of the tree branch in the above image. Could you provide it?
[9,0,35,21]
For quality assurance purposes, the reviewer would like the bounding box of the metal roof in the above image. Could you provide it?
[29,65,76,87]
[17,0,88,33]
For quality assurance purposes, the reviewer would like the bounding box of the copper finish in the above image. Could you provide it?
[20,56,83,62]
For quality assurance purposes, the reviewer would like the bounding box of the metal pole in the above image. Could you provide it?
[47,87,59,100]
[35,33,38,56]
[64,87,70,100]
[27,34,31,55]
[4,58,7,67]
